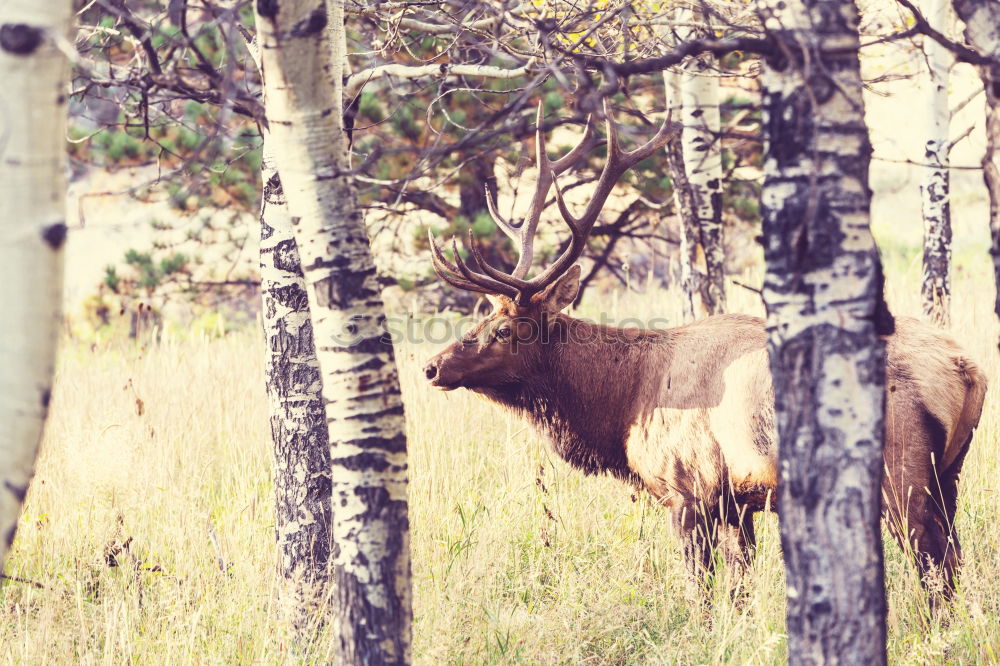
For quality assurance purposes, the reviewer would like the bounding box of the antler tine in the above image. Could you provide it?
[449,237,520,298]
[550,113,596,172]
[524,101,679,291]
[601,97,677,177]
[484,184,522,242]
[602,98,623,167]
[468,230,532,290]
[550,169,578,229]
[508,106,596,280]
[427,230,517,297]
[526,174,584,288]
[429,98,671,305]
[483,105,582,269]
[534,101,553,174]
[428,229,464,276]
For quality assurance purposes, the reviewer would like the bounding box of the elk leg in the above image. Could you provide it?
[883,411,965,609]
[718,495,756,573]
[672,500,723,589]
[926,470,963,600]
[933,438,972,599]
[884,481,962,608]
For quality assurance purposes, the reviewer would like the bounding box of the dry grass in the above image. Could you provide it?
[1,243,998,664]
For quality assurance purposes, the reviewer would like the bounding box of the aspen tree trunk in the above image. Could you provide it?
[243,32,334,631]
[676,15,727,316]
[951,0,1000,341]
[759,0,891,662]
[259,140,334,627]
[984,86,1000,338]
[0,2,72,566]
[664,69,705,322]
[920,0,953,328]
[254,1,411,663]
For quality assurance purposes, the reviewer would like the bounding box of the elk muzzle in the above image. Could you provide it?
[423,346,463,391]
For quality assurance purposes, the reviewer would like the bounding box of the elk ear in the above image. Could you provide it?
[537,264,581,314]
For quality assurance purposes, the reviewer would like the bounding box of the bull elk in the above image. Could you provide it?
[423,102,988,602]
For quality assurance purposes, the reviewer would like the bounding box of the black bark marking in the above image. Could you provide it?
[5,525,16,548]
[263,172,283,204]
[335,452,391,473]
[256,0,279,19]
[0,24,42,55]
[272,283,309,311]
[764,89,813,169]
[40,388,51,409]
[347,434,407,454]
[342,404,405,422]
[290,7,327,37]
[321,334,393,356]
[313,270,374,309]
[42,223,67,250]
[272,239,303,275]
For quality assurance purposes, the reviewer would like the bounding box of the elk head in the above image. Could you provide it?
[424,99,675,392]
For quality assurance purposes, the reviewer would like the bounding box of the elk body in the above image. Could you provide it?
[423,103,988,598]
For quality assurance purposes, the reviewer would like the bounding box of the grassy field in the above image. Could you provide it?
[1,240,998,664]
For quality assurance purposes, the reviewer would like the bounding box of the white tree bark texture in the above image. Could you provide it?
[677,21,727,316]
[919,0,952,328]
[951,0,1000,343]
[259,138,334,628]
[0,2,71,567]
[759,0,893,662]
[254,1,412,663]
[665,69,707,322]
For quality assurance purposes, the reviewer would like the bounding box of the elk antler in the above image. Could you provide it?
[429,98,676,305]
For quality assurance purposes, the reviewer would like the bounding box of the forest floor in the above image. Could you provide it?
[1,235,998,664]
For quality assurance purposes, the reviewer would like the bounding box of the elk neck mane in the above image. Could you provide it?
[476,314,671,480]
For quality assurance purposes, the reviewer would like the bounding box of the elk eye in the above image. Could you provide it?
[496,326,512,341]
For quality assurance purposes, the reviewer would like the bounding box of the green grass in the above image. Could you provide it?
[1,242,998,663]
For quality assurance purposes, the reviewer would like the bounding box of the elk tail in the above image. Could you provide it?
[943,355,988,473]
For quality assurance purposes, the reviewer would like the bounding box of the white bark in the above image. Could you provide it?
[759,0,889,661]
[661,8,726,319]
[677,35,726,315]
[244,28,334,632]
[259,137,334,628]
[345,59,534,98]
[664,69,703,322]
[0,2,72,566]
[920,0,953,328]
[254,1,411,663]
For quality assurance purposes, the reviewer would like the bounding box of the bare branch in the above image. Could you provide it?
[346,59,535,98]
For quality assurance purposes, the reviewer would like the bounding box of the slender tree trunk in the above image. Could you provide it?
[951,0,1000,344]
[677,20,727,315]
[984,84,1000,339]
[242,31,335,632]
[665,70,705,321]
[0,2,72,566]
[259,140,334,627]
[920,0,953,327]
[759,0,891,662]
[254,2,412,664]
